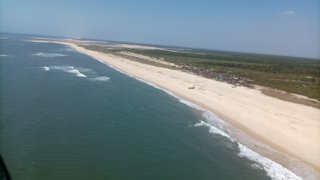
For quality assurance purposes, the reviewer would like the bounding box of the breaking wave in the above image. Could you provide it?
[0,54,9,57]
[237,144,301,180]
[33,52,67,58]
[194,121,232,139]
[66,69,87,77]
[43,66,87,77]
[90,76,110,81]
[42,65,110,81]
[192,108,302,180]
[43,66,50,71]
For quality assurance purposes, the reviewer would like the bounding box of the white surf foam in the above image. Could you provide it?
[194,120,301,179]
[42,65,111,81]
[90,76,110,81]
[193,114,302,180]
[47,66,87,77]
[238,144,302,180]
[195,121,232,139]
[0,54,9,57]
[33,52,67,58]
[67,69,87,77]
[178,99,203,111]
[161,84,303,180]
[42,66,50,71]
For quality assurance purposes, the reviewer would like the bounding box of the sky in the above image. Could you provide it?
[1,0,319,58]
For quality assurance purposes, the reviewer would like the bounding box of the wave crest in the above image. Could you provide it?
[33,52,67,58]
[43,66,50,71]
[42,65,110,81]
[44,66,87,77]
[176,97,302,180]
[238,144,302,180]
[90,76,110,81]
[194,120,301,180]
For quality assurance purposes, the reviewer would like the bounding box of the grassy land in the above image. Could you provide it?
[127,49,320,101]
[82,45,320,101]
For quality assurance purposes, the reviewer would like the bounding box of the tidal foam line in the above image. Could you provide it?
[33,52,67,58]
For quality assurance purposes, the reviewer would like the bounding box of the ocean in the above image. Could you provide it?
[0,34,301,180]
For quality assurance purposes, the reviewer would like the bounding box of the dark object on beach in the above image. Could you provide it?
[0,155,11,180]
[188,86,195,89]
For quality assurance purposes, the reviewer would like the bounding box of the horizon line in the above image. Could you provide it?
[1,31,319,60]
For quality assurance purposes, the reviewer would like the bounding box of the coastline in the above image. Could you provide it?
[32,40,320,177]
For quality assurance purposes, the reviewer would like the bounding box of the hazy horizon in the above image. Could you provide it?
[2,31,320,60]
[1,0,319,58]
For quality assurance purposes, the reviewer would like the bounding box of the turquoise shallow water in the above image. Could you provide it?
[0,34,297,180]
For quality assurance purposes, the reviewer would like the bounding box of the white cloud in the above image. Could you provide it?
[283,10,295,15]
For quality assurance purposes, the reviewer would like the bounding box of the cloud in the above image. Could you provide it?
[283,10,295,15]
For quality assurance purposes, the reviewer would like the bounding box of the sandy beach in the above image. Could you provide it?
[32,40,320,172]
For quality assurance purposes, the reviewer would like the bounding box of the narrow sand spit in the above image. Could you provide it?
[32,39,320,174]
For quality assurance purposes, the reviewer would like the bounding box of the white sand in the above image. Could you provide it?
[119,51,178,67]
[33,40,320,171]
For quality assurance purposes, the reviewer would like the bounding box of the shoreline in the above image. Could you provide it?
[32,39,320,178]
